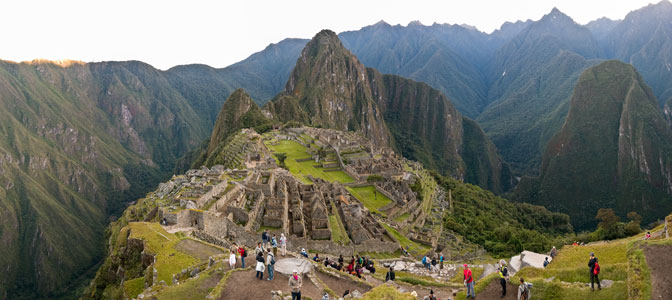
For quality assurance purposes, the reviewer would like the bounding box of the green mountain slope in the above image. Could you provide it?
[477,8,603,175]
[263,30,514,193]
[0,60,212,299]
[513,60,672,229]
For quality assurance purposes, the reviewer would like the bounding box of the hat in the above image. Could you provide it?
[293,269,298,273]
[463,264,468,267]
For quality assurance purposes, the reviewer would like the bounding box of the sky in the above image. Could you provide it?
[0,0,659,70]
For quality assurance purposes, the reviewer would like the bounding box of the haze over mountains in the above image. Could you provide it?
[2,1,672,299]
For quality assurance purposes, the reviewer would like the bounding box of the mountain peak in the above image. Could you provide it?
[372,20,390,27]
[408,20,423,26]
[541,6,574,23]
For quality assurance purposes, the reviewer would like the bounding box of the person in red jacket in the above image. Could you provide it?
[463,264,475,299]
[588,252,601,291]
[238,245,246,268]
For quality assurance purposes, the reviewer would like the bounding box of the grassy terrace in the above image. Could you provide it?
[346,185,393,216]
[265,139,354,184]
[381,223,430,257]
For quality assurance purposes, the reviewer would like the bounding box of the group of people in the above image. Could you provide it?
[420,253,445,272]
[313,253,376,279]
[261,229,288,257]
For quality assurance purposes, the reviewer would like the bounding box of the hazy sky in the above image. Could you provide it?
[0,0,659,70]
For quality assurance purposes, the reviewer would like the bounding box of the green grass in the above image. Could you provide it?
[123,277,145,299]
[626,242,652,300]
[381,223,430,257]
[265,140,354,184]
[155,270,222,300]
[360,284,415,300]
[346,186,393,216]
[394,213,411,223]
[128,222,199,286]
[329,214,348,245]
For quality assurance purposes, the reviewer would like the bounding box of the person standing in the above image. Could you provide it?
[238,245,247,268]
[255,242,265,257]
[543,257,550,268]
[266,248,275,281]
[289,269,302,300]
[439,253,444,270]
[385,267,395,281]
[463,264,475,299]
[228,250,236,270]
[588,252,601,291]
[262,229,270,248]
[517,277,531,300]
[550,246,557,259]
[272,234,278,257]
[280,233,288,256]
[255,252,265,280]
[499,259,509,297]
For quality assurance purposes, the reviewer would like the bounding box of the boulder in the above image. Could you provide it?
[274,258,314,275]
[601,279,614,288]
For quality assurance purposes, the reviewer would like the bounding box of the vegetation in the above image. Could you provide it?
[346,186,393,216]
[434,174,572,257]
[360,284,415,300]
[513,61,672,230]
[381,223,431,257]
[265,139,354,184]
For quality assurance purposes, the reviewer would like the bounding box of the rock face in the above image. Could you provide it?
[264,30,514,194]
[514,60,672,229]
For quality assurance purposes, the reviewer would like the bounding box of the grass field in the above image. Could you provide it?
[128,222,199,286]
[265,140,354,184]
[381,223,431,257]
[346,185,393,216]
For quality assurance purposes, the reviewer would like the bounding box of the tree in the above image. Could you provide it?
[626,211,642,224]
[625,211,643,236]
[366,174,385,183]
[596,208,619,230]
[274,152,288,169]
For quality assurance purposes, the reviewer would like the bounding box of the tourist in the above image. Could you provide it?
[255,242,265,257]
[322,292,330,300]
[431,256,437,270]
[645,231,651,240]
[463,264,475,299]
[550,246,557,259]
[289,269,302,300]
[499,259,509,297]
[300,248,308,258]
[354,264,363,278]
[231,242,238,255]
[422,255,430,270]
[385,267,395,281]
[280,233,288,256]
[262,229,270,248]
[346,261,354,273]
[255,252,265,280]
[543,257,550,268]
[266,248,275,281]
[518,277,531,300]
[428,289,437,300]
[238,245,247,268]
[439,253,444,270]
[588,252,601,291]
[228,250,236,270]
[338,254,344,265]
[313,253,320,262]
[365,260,375,274]
[272,234,278,257]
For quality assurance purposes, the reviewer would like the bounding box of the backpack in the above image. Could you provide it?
[521,285,529,300]
[594,262,600,275]
[242,248,247,257]
[271,256,276,265]
[422,257,427,264]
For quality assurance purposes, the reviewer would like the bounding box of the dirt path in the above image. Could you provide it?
[469,279,519,300]
[174,239,224,262]
[644,244,672,300]
[317,271,371,297]
[218,268,323,300]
